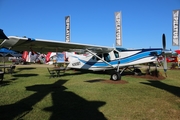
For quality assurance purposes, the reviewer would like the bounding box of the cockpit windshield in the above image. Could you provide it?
[116,47,127,52]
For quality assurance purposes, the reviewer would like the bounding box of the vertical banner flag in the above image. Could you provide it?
[115,11,122,46]
[65,16,70,42]
[172,10,180,46]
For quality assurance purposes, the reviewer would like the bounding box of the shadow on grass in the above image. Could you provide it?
[0,80,107,120]
[59,69,109,77]
[67,69,110,74]
[12,74,39,77]
[0,81,11,86]
[0,77,19,86]
[140,80,180,97]
[85,79,106,83]
[17,67,36,71]
[74,69,138,76]
[63,69,144,78]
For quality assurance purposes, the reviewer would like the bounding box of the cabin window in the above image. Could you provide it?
[104,53,110,62]
[114,51,119,58]
[92,56,96,60]
[96,54,102,61]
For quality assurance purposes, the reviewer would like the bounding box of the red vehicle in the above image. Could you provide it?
[166,57,177,62]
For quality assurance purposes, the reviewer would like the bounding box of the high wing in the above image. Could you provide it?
[0,36,114,53]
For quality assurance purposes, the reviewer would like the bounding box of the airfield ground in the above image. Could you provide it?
[16,63,167,84]
[1,63,180,120]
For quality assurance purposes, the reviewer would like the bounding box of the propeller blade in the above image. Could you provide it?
[162,34,166,50]
[162,34,167,77]
[163,55,167,77]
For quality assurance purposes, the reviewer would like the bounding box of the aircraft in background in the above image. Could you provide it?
[46,51,76,65]
[159,50,180,63]
[22,51,47,64]
[164,50,180,68]
[0,29,171,80]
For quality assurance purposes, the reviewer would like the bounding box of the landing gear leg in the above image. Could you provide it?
[110,60,122,81]
[110,67,126,81]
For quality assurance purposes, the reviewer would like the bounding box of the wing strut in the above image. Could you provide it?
[114,49,121,72]
[85,49,115,68]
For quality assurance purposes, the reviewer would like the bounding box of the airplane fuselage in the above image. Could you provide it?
[67,48,163,71]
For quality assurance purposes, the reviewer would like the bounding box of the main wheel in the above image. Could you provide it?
[110,71,121,81]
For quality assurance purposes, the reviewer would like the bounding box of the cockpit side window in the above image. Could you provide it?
[92,56,96,60]
[96,54,102,61]
[114,51,119,58]
[104,53,110,62]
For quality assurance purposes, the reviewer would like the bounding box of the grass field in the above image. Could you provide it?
[0,64,180,120]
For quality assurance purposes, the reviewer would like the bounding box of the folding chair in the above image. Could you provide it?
[7,65,16,75]
[59,67,66,75]
[47,68,56,78]
[0,72,4,82]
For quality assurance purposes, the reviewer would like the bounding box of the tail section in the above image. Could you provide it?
[0,29,8,39]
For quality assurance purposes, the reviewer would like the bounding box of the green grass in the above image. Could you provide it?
[0,65,180,120]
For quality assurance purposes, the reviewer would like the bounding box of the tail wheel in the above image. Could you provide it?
[110,71,121,81]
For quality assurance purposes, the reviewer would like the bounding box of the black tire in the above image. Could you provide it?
[110,71,121,81]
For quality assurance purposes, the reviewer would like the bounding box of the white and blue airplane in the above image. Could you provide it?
[0,29,170,80]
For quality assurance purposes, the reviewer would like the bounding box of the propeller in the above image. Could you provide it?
[162,34,166,50]
[162,34,167,77]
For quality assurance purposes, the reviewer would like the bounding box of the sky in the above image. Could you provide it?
[0,0,180,51]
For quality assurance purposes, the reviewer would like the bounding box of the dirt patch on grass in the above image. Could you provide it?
[85,79,128,84]
[128,74,166,80]
[101,71,166,84]
[87,71,166,85]
[101,73,165,84]
[102,80,128,84]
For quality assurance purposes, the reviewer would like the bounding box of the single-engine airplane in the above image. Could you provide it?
[0,29,171,80]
